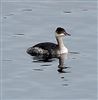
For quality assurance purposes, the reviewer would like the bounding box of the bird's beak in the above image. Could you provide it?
[64,32,71,36]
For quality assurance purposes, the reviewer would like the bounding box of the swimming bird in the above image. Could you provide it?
[27,27,70,60]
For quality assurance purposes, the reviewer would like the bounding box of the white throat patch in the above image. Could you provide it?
[55,32,64,37]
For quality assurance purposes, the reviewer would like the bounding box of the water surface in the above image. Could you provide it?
[1,1,97,100]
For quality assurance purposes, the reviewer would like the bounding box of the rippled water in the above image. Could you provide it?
[1,1,97,100]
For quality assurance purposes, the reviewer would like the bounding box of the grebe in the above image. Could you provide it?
[27,27,70,60]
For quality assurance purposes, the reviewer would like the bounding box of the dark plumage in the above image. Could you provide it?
[27,42,58,59]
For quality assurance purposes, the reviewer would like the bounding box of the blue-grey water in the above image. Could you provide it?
[1,1,97,100]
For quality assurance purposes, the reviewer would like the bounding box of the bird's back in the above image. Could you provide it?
[27,42,57,59]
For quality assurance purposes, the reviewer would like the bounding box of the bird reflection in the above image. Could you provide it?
[31,53,70,86]
[57,53,68,73]
[31,53,69,73]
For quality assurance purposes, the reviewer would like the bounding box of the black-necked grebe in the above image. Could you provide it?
[27,27,70,60]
